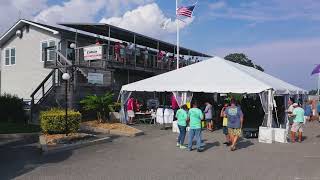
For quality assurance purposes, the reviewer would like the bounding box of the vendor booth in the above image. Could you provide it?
[119,56,307,143]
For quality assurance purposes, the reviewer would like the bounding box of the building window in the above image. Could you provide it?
[41,40,56,61]
[4,48,16,66]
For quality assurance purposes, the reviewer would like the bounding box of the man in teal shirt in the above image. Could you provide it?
[175,105,188,149]
[291,103,305,143]
[188,102,204,152]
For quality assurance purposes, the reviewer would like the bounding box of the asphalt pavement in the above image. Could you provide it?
[1,121,320,180]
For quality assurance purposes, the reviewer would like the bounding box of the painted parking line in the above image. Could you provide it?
[303,156,320,158]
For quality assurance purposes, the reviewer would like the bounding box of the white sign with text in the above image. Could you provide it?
[88,73,104,85]
[84,45,102,61]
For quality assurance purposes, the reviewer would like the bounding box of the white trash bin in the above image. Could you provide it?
[258,126,274,144]
[273,128,287,143]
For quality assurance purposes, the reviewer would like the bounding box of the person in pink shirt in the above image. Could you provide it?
[127,97,135,125]
[171,94,179,120]
[171,95,179,110]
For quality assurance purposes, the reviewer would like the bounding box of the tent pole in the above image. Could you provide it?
[267,89,273,128]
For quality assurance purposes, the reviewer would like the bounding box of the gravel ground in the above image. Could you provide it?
[1,121,320,180]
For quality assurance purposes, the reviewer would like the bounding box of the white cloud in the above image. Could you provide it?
[0,0,47,34]
[208,1,226,10]
[213,38,320,90]
[100,3,194,38]
[208,0,320,22]
[33,0,152,25]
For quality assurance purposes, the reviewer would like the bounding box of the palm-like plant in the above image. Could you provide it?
[80,92,114,122]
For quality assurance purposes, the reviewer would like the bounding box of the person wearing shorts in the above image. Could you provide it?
[204,102,213,131]
[127,97,135,125]
[220,102,230,145]
[224,99,243,151]
[291,103,305,143]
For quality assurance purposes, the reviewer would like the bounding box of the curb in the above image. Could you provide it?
[80,124,144,137]
[80,124,110,134]
[109,129,144,137]
[0,132,40,139]
[39,135,111,155]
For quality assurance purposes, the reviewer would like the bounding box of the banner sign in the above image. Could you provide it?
[88,73,104,85]
[84,45,102,61]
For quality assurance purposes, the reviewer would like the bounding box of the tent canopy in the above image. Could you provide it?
[121,57,307,95]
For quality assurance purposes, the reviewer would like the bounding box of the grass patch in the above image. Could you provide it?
[0,122,40,134]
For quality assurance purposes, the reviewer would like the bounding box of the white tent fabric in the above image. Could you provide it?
[227,61,306,95]
[121,56,307,94]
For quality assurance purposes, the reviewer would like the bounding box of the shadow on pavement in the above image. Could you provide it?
[203,141,220,151]
[0,136,72,180]
[237,139,254,150]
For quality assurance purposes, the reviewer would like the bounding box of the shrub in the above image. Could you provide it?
[109,102,121,112]
[0,94,26,123]
[80,92,114,122]
[40,108,81,134]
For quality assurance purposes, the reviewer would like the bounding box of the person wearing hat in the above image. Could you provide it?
[291,103,305,143]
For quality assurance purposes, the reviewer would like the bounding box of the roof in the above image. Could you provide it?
[121,56,307,94]
[0,19,109,46]
[0,19,59,46]
[60,23,211,57]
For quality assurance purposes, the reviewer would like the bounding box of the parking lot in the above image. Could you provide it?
[1,121,320,180]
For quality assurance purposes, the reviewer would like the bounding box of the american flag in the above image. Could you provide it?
[177,5,195,18]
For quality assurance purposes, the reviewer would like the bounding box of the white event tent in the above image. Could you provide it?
[119,56,307,129]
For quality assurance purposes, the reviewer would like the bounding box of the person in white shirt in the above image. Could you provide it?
[286,98,295,125]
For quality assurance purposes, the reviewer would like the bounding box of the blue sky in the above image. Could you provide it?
[1,0,319,90]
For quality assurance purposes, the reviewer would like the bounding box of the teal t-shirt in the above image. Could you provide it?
[293,107,305,123]
[176,109,188,126]
[188,108,203,129]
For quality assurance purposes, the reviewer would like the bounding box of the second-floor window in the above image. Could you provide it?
[41,40,56,61]
[4,48,16,66]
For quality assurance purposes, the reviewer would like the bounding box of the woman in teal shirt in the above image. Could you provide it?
[175,105,188,149]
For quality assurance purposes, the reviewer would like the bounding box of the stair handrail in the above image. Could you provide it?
[30,69,56,98]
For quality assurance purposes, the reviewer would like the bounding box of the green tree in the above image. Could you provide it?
[309,89,318,95]
[224,53,264,72]
[80,92,114,122]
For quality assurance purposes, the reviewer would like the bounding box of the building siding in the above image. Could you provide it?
[0,25,60,100]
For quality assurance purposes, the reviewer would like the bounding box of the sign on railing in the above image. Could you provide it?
[84,45,103,61]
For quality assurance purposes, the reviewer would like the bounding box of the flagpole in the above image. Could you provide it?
[176,0,180,69]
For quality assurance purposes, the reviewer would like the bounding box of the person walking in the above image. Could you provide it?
[175,105,188,149]
[220,102,230,145]
[204,101,213,131]
[224,99,243,151]
[291,103,305,143]
[188,101,204,152]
